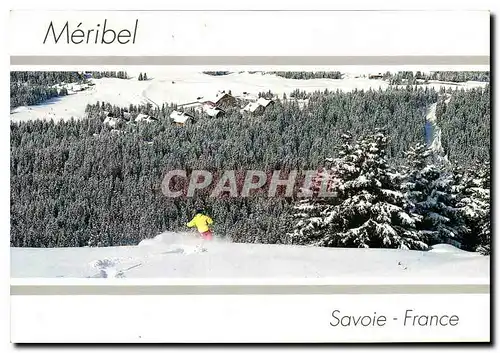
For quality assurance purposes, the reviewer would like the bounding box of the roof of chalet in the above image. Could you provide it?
[205,106,223,117]
[170,110,194,124]
[203,91,235,105]
[256,97,273,107]
[242,102,262,113]
[103,116,120,127]
[135,113,157,122]
[257,97,273,107]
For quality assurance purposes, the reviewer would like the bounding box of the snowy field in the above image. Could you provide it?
[10,71,489,123]
[11,232,489,281]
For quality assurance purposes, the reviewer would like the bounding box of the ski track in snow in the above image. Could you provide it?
[85,234,209,278]
[90,258,125,278]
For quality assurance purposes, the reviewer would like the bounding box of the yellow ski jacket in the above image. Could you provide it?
[186,214,213,233]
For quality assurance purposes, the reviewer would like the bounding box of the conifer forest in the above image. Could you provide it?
[10,71,490,255]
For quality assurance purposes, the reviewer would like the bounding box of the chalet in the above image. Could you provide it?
[203,105,224,118]
[104,116,120,127]
[368,73,384,80]
[123,111,132,121]
[135,113,158,123]
[242,98,274,116]
[102,110,116,120]
[242,102,263,115]
[203,91,237,110]
[205,107,224,118]
[256,97,273,108]
[71,83,89,92]
[170,110,194,126]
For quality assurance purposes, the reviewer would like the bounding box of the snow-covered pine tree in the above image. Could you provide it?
[477,219,491,255]
[402,143,464,247]
[288,166,337,244]
[455,162,490,253]
[290,130,427,250]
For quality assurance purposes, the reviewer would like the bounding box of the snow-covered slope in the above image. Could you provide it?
[10,71,489,123]
[11,232,489,281]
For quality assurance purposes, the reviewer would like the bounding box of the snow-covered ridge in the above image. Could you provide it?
[11,232,488,281]
[10,71,489,123]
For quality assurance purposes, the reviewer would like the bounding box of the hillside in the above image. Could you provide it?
[10,71,489,123]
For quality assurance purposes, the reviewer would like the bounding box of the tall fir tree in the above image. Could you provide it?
[290,131,427,250]
[402,143,464,247]
[455,163,490,252]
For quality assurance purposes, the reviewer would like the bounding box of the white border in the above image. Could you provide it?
[9,11,490,56]
[3,0,497,11]
[11,294,490,343]
[3,0,496,347]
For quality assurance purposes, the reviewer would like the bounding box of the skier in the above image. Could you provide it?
[186,209,214,241]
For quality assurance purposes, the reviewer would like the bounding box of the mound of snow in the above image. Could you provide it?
[138,232,196,247]
[428,244,478,255]
[137,233,164,247]
[138,231,231,247]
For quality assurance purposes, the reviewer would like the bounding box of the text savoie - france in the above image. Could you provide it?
[330,309,460,327]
